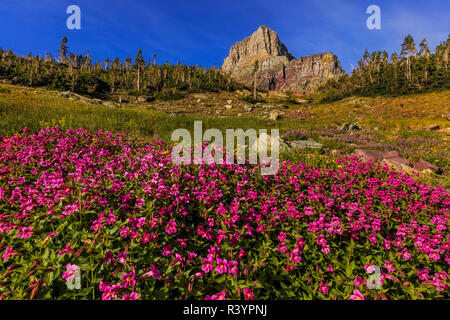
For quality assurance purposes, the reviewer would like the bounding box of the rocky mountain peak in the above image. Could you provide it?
[222,25,295,75]
[221,26,345,94]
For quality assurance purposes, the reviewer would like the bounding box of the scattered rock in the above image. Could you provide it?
[102,101,116,107]
[340,122,361,132]
[226,100,233,104]
[224,105,233,110]
[288,140,323,151]
[137,95,154,103]
[244,105,253,112]
[249,133,323,153]
[236,89,250,95]
[86,98,101,104]
[118,96,129,104]
[59,91,71,97]
[269,110,281,120]
[354,149,400,162]
[260,104,279,110]
[192,93,207,99]
[353,149,443,174]
[423,124,440,131]
[382,157,413,171]
[413,159,442,174]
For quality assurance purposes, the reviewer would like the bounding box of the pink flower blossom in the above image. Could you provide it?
[62,264,79,281]
[319,282,329,295]
[106,214,116,225]
[122,292,138,300]
[58,242,75,255]
[304,207,314,216]
[277,231,287,242]
[417,269,430,281]
[384,261,395,273]
[201,257,214,273]
[141,233,150,244]
[368,233,377,245]
[364,263,375,273]
[162,245,173,257]
[206,290,226,300]
[90,219,103,231]
[349,289,365,300]
[2,247,17,262]
[228,260,238,277]
[104,250,115,263]
[17,226,33,239]
[122,272,136,288]
[354,275,365,288]
[142,264,161,280]
[243,288,254,300]
[165,220,177,234]
[101,286,117,300]
[215,258,228,274]
[217,203,226,216]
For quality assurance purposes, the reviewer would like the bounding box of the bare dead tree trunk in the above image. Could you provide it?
[137,67,140,91]
[253,72,257,100]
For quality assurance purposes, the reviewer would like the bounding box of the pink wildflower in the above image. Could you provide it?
[349,289,365,300]
[243,288,254,300]
[62,264,79,281]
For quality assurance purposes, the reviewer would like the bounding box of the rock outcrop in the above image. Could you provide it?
[355,149,442,174]
[249,133,323,153]
[222,25,345,94]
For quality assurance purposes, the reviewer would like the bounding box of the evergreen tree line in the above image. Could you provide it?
[0,36,240,99]
[318,34,450,102]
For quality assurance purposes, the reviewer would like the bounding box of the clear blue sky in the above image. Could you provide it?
[1,0,449,73]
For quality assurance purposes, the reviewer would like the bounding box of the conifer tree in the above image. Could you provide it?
[58,36,68,64]
[401,34,416,81]
[134,49,145,91]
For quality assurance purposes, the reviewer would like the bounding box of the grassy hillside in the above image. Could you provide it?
[0,83,449,186]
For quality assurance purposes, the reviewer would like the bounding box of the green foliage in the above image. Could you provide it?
[155,90,186,101]
[238,95,266,104]
[319,34,450,102]
[0,39,241,100]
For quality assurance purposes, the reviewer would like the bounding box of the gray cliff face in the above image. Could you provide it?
[221,25,345,93]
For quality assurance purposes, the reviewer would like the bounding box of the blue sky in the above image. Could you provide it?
[0,0,449,73]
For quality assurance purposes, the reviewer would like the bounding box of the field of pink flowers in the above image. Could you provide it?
[0,127,448,300]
